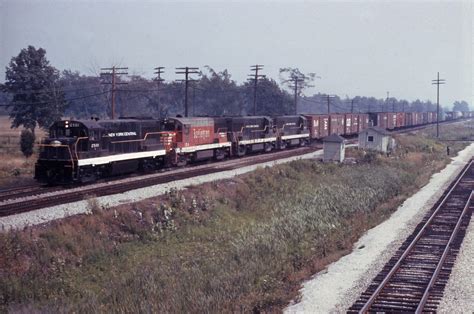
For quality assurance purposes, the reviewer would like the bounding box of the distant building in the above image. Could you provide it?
[323,133,345,162]
[358,126,395,153]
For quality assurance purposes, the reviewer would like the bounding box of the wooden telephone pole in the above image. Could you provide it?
[153,67,165,117]
[432,72,446,138]
[100,66,128,119]
[248,65,265,115]
[176,67,199,117]
[287,75,305,115]
[322,94,337,114]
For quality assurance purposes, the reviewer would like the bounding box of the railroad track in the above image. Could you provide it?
[349,159,474,313]
[0,184,63,203]
[0,145,322,217]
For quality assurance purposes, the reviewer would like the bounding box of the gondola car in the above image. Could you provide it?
[35,118,165,184]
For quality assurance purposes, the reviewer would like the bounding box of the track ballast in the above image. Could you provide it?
[349,159,474,313]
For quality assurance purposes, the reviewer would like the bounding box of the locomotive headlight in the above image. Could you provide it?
[50,140,62,147]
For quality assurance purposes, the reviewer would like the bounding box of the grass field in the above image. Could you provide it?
[0,116,46,186]
[0,120,472,312]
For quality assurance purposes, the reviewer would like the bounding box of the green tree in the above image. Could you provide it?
[279,68,319,114]
[2,46,67,134]
[243,78,293,115]
[20,129,35,158]
[452,100,470,112]
[195,67,242,116]
[60,70,107,119]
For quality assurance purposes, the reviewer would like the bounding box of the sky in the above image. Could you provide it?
[0,0,472,107]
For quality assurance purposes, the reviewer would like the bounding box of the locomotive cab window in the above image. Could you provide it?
[368,135,374,142]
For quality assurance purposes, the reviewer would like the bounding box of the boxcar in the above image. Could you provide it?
[329,114,345,135]
[344,114,359,135]
[422,112,429,124]
[395,113,405,128]
[357,114,369,132]
[304,114,330,140]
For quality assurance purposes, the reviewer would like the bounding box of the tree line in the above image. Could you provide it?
[1,46,471,136]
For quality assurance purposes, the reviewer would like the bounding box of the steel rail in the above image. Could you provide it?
[358,159,473,313]
[415,190,473,313]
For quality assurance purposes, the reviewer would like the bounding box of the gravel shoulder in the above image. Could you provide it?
[0,148,330,231]
[437,214,474,313]
[285,143,474,313]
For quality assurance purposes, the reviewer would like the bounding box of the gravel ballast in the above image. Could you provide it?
[285,143,474,313]
[0,149,327,231]
[437,214,474,312]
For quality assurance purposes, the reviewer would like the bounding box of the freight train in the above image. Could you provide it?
[34,111,465,184]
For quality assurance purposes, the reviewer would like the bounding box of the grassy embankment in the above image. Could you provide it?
[0,116,46,186]
[0,120,473,312]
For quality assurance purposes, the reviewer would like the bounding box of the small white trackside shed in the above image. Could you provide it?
[323,134,345,162]
[358,126,394,153]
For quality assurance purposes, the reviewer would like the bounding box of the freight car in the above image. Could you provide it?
[445,111,463,120]
[369,112,438,129]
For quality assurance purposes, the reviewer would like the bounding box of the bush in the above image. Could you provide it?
[20,129,35,158]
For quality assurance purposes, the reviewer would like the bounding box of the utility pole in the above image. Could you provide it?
[153,67,165,117]
[192,81,197,117]
[287,75,305,115]
[176,67,199,117]
[322,94,337,114]
[248,65,265,115]
[100,66,128,119]
[432,72,446,138]
[347,98,357,113]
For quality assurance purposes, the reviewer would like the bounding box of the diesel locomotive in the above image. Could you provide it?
[35,111,444,184]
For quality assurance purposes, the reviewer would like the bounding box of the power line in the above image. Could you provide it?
[432,72,446,138]
[300,96,347,113]
[101,66,128,119]
[248,64,265,115]
[176,67,199,117]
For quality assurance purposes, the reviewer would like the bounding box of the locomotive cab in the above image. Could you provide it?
[35,120,100,184]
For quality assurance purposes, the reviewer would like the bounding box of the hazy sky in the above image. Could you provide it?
[0,0,472,107]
